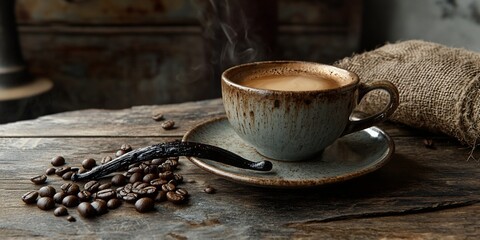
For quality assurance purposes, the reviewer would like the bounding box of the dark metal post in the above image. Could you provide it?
[0,0,30,88]
[0,0,52,123]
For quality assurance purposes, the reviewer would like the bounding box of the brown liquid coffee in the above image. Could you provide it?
[239,74,343,91]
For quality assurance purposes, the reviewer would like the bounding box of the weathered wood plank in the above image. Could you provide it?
[0,98,452,139]
[286,204,480,239]
[16,0,199,25]
[0,136,478,238]
[0,99,225,137]
[278,0,361,25]
[19,32,217,111]
[277,0,362,63]
[16,0,359,26]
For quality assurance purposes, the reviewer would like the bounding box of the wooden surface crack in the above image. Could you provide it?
[286,199,480,225]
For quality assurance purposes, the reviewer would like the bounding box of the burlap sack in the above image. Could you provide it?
[334,40,480,146]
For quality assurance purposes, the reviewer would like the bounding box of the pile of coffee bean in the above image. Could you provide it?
[21,144,206,221]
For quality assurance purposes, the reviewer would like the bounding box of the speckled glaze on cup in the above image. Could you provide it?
[221,61,399,161]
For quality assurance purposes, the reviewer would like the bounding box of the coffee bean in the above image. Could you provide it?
[67,216,76,222]
[45,167,56,175]
[144,165,159,175]
[124,183,133,193]
[51,156,65,166]
[135,197,154,213]
[127,167,142,174]
[142,166,150,175]
[37,197,55,210]
[77,190,92,202]
[204,186,216,194]
[143,186,157,196]
[152,113,164,121]
[168,156,180,161]
[22,191,38,204]
[54,206,68,216]
[142,173,156,183]
[165,159,178,169]
[111,174,127,186]
[150,178,167,187]
[38,186,56,198]
[166,191,185,204]
[117,188,128,198]
[131,181,141,188]
[55,166,71,176]
[30,175,47,185]
[115,149,126,157]
[91,200,108,215]
[133,182,149,189]
[115,185,125,193]
[160,162,173,172]
[98,183,112,191]
[161,182,176,192]
[62,171,74,180]
[53,192,67,204]
[126,161,139,168]
[107,198,122,209]
[132,188,148,196]
[130,172,143,183]
[62,195,80,207]
[175,188,189,198]
[61,183,80,195]
[122,193,138,203]
[161,120,175,130]
[159,171,173,180]
[101,156,113,164]
[77,202,96,218]
[78,168,87,174]
[168,179,178,185]
[151,158,166,165]
[139,162,149,170]
[115,186,124,193]
[115,186,124,194]
[154,191,167,202]
[173,173,183,183]
[95,189,116,200]
[84,180,100,193]
[82,158,97,170]
[120,144,132,152]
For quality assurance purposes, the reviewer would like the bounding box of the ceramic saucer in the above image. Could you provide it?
[182,117,394,188]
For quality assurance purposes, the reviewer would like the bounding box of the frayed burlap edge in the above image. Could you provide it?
[334,40,480,147]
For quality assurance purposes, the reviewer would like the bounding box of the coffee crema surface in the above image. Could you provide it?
[239,74,343,91]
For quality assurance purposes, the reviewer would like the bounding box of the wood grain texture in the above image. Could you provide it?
[16,0,358,26]
[0,98,435,138]
[19,32,216,111]
[16,0,199,25]
[0,99,479,238]
[287,204,480,239]
[0,99,226,137]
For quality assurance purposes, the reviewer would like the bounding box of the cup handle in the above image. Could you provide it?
[341,81,399,136]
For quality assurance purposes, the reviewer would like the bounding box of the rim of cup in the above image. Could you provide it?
[221,60,360,95]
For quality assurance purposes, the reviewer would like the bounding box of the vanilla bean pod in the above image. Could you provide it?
[72,141,272,181]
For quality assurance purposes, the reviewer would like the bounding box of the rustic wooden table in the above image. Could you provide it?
[0,98,479,239]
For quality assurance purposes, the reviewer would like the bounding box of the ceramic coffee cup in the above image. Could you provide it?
[221,61,399,161]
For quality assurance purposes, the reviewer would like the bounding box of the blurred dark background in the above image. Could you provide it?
[1,0,479,123]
